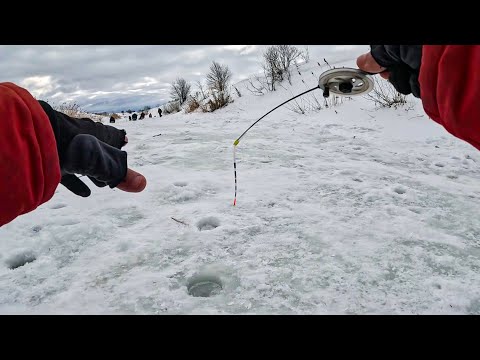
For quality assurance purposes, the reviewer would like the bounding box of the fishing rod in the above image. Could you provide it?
[232,67,375,206]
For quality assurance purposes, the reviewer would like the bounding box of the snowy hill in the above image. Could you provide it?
[2,57,480,314]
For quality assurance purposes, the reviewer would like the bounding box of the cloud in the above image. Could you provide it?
[20,75,59,98]
[223,45,258,55]
[0,45,368,112]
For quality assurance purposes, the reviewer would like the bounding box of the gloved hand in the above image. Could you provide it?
[357,45,423,98]
[39,100,146,197]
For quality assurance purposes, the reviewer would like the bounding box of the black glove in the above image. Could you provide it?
[370,45,423,98]
[39,100,128,197]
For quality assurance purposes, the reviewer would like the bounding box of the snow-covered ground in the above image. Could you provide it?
[2,58,480,314]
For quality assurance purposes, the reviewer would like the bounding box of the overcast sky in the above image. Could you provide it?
[0,45,369,112]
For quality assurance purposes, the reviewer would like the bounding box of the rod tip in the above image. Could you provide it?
[233,198,237,206]
[233,139,239,146]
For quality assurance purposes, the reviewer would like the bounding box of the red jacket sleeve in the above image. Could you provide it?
[0,82,61,227]
[419,45,480,150]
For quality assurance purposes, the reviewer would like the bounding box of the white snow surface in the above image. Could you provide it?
[2,58,480,314]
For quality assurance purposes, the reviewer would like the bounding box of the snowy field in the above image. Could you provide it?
[2,59,480,314]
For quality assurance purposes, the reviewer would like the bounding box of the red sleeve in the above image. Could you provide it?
[0,82,61,227]
[419,45,480,150]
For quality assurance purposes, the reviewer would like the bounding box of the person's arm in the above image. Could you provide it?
[419,45,480,150]
[357,45,422,97]
[38,100,130,196]
[357,45,480,151]
[39,99,147,197]
[0,82,61,226]
[1,82,146,227]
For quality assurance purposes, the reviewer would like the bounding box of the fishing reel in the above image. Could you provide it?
[318,67,374,98]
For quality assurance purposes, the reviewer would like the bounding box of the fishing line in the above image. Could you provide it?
[232,67,374,206]
[233,86,319,206]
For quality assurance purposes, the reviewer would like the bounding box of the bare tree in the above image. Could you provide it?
[276,45,302,84]
[195,80,208,100]
[200,91,232,112]
[206,61,232,92]
[262,46,282,91]
[365,77,408,108]
[185,96,201,113]
[198,61,233,112]
[170,78,191,105]
[286,99,308,115]
[261,45,302,89]
[246,76,266,96]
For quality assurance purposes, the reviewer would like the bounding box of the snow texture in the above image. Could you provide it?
[2,57,480,314]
